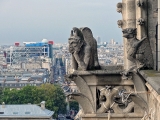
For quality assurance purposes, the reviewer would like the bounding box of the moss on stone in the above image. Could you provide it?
[142,70,160,77]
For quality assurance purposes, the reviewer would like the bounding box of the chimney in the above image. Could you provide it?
[2,102,5,108]
[40,101,45,110]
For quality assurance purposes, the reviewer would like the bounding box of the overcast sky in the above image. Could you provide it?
[0,0,122,45]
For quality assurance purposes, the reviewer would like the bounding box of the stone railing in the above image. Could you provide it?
[140,70,160,120]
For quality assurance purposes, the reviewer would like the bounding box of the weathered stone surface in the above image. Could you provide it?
[132,72,148,103]
[137,0,144,7]
[66,69,145,119]
[146,83,160,120]
[68,27,100,71]
[122,28,153,76]
[100,65,123,71]
[117,2,122,13]
[120,0,158,70]
[81,113,143,120]
[147,0,158,70]
[140,70,160,94]
[71,76,95,112]
[68,93,95,114]
[65,1,160,119]
[117,20,123,28]
[0,117,52,120]
[137,18,145,26]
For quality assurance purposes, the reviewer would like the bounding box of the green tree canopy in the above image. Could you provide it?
[0,84,66,118]
[70,101,79,111]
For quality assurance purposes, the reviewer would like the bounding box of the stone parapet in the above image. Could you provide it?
[66,67,146,119]
[140,70,160,94]
[81,113,143,120]
[145,83,160,120]
[146,82,160,103]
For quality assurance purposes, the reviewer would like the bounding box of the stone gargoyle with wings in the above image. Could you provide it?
[122,28,153,76]
[68,27,100,71]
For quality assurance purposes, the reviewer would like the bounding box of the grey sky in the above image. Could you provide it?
[0,0,122,45]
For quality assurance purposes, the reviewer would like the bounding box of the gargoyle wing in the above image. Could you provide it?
[136,38,154,69]
[80,27,95,47]
[80,27,100,69]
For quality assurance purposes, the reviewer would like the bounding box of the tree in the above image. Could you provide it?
[0,84,66,118]
[70,101,79,111]
[37,84,66,117]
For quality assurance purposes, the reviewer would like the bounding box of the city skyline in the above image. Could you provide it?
[0,0,122,45]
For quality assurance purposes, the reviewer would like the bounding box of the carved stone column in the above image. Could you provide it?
[121,0,127,69]
[136,0,147,39]
[116,1,127,69]
[158,0,160,70]
[117,0,137,69]
[123,0,136,70]
[118,0,150,70]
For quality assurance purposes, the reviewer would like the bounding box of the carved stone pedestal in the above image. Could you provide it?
[81,113,143,120]
[66,66,147,120]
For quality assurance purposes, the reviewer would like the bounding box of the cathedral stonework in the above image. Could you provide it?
[65,0,160,119]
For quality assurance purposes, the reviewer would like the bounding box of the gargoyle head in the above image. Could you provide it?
[68,27,85,54]
[122,28,137,39]
[72,27,84,39]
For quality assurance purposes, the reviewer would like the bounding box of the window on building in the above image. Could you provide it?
[13,112,18,114]
[25,112,31,114]
[0,112,4,114]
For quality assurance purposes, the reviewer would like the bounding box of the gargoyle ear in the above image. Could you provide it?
[134,28,137,31]
[70,30,73,37]
[122,29,126,33]
[133,28,137,35]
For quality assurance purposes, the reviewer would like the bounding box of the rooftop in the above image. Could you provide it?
[0,104,54,118]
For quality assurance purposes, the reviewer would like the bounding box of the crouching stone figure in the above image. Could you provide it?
[68,27,100,70]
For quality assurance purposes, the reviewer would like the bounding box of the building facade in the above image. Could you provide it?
[0,102,54,120]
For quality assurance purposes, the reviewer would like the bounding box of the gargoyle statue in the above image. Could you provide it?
[122,28,153,76]
[68,27,100,70]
